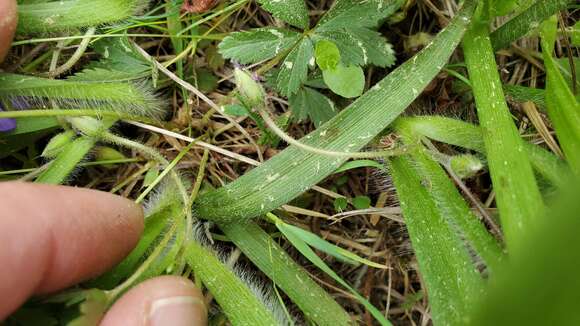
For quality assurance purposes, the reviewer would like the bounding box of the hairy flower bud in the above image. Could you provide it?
[450,154,484,179]
[234,68,265,108]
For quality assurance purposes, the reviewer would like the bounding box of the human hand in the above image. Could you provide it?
[0,182,207,325]
[0,0,17,62]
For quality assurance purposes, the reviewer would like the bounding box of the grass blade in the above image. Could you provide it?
[220,222,353,325]
[184,238,283,326]
[540,16,580,174]
[17,0,148,35]
[195,0,478,221]
[490,0,572,50]
[389,155,483,325]
[463,18,544,248]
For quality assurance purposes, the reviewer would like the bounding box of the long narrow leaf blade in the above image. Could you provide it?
[195,0,478,221]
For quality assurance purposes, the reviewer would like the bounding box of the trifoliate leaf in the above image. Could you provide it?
[348,27,396,67]
[322,64,365,98]
[289,86,336,126]
[315,40,341,70]
[256,0,309,29]
[276,38,314,96]
[316,0,404,32]
[315,30,367,66]
[219,28,301,64]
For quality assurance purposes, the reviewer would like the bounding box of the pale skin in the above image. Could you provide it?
[0,1,207,324]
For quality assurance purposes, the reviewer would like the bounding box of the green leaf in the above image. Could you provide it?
[1,116,59,136]
[68,289,109,326]
[276,221,388,269]
[333,197,348,212]
[572,21,580,46]
[288,86,336,126]
[348,27,396,67]
[322,64,365,98]
[219,28,301,64]
[334,159,384,173]
[389,156,484,325]
[256,0,309,29]
[315,40,341,70]
[352,195,371,209]
[490,0,572,50]
[276,38,314,96]
[194,0,478,222]
[17,0,148,35]
[464,19,544,249]
[316,30,368,66]
[223,103,250,116]
[316,0,404,31]
[274,215,393,325]
[491,0,518,17]
[540,16,580,174]
[219,222,352,325]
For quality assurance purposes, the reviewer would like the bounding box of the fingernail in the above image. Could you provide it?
[149,296,206,326]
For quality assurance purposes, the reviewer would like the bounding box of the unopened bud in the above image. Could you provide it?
[233,68,265,107]
[42,130,76,158]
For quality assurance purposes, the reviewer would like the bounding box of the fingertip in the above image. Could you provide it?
[0,0,18,61]
[101,276,207,326]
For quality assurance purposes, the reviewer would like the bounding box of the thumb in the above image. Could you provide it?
[0,0,18,62]
[100,276,207,326]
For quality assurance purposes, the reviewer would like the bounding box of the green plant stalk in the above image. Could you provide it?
[395,124,503,270]
[0,109,157,124]
[183,239,281,326]
[195,0,477,221]
[389,155,484,326]
[540,16,580,174]
[220,222,353,325]
[463,18,544,249]
[396,116,571,188]
[490,0,572,50]
[17,0,148,35]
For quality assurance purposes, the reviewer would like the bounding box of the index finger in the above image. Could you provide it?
[0,0,18,61]
[0,182,144,319]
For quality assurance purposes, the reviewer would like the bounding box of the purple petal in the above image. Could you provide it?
[0,103,17,132]
[0,118,17,132]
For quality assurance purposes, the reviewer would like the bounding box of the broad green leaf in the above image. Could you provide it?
[195,0,478,222]
[276,221,388,269]
[1,116,58,136]
[276,38,314,96]
[218,28,301,64]
[316,0,404,31]
[256,0,309,29]
[219,222,352,325]
[389,155,483,325]
[322,64,365,98]
[540,16,580,174]
[274,215,393,325]
[464,19,544,249]
[315,40,341,70]
[289,86,336,126]
[223,103,249,116]
[572,21,580,46]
